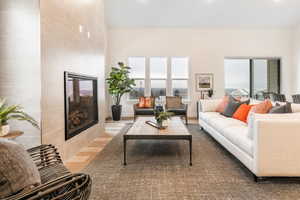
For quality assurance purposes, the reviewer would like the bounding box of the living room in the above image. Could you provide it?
[1,0,300,199]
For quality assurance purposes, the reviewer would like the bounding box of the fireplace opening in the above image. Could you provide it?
[64,72,98,140]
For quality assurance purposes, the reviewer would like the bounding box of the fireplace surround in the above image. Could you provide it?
[64,72,99,140]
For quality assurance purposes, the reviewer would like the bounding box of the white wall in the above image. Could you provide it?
[108,28,294,118]
[0,0,41,148]
[293,25,300,93]
[40,0,107,160]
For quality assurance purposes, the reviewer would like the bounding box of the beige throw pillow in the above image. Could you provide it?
[0,139,41,198]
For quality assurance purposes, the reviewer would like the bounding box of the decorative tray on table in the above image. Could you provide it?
[145,121,166,130]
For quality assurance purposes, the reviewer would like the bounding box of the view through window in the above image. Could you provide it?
[224,58,280,98]
[128,56,189,100]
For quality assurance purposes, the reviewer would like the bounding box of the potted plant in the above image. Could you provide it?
[154,110,174,128]
[106,62,135,121]
[0,98,39,136]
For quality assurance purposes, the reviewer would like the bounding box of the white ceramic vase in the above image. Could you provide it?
[162,119,169,127]
[0,125,10,136]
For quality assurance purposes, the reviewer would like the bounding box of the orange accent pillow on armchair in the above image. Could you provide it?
[233,104,253,123]
[138,97,145,108]
[144,97,153,108]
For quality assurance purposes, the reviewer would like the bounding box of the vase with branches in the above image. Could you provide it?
[106,62,135,121]
[0,98,39,136]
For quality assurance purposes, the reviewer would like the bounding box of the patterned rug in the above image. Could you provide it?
[83,124,300,200]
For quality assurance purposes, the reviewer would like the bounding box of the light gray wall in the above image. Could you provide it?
[0,0,41,148]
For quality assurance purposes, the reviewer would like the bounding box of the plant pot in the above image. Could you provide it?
[0,125,10,137]
[111,105,122,121]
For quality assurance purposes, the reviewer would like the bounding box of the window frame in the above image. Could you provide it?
[170,57,190,100]
[224,57,281,98]
[126,56,190,101]
[127,56,146,101]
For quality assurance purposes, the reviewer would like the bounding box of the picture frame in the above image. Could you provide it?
[195,73,214,91]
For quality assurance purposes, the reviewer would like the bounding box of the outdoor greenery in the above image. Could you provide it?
[0,98,39,128]
[106,62,136,105]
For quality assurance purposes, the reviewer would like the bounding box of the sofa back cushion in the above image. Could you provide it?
[233,104,253,123]
[0,139,41,198]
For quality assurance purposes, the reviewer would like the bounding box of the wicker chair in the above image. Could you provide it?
[4,144,91,200]
[292,94,300,104]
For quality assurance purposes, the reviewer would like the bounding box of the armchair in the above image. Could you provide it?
[133,97,156,121]
[5,145,91,200]
[165,96,188,124]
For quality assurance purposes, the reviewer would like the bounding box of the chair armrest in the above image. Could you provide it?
[181,103,188,111]
[198,99,221,112]
[27,144,63,170]
[4,173,91,200]
[253,119,300,176]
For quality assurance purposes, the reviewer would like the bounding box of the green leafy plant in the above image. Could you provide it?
[155,111,174,123]
[0,98,39,129]
[106,62,136,105]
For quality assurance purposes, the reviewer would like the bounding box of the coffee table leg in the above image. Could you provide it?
[189,138,192,166]
[123,137,127,165]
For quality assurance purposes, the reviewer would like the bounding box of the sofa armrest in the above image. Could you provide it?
[198,99,221,113]
[253,119,300,176]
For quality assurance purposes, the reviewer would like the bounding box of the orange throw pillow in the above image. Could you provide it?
[138,97,145,108]
[233,104,253,123]
[144,97,153,108]
[247,100,273,122]
[215,96,230,113]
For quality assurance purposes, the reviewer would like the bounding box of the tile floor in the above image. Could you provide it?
[65,120,129,172]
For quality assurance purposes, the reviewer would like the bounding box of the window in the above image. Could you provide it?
[150,57,167,97]
[224,59,250,97]
[224,58,280,98]
[128,57,146,99]
[171,57,189,99]
[127,56,190,100]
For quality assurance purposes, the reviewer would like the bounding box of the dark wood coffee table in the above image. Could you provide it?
[123,117,192,166]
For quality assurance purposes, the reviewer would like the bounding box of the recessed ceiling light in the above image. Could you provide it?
[136,0,149,5]
[205,0,215,3]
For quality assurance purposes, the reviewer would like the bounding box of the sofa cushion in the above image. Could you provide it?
[222,126,253,156]
[204,113,247,134]
[166,108,186,115]
[135,108,155,115]
[0,139,41,198]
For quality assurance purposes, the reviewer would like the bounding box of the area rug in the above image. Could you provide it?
[82,124,300,200]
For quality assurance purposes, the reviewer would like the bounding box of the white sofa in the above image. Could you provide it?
[198,99,300,180]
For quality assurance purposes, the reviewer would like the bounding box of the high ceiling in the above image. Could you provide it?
[105,0,300,28]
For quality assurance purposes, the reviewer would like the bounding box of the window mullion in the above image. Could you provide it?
[145,57,150,96]
[167,57,172,96]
